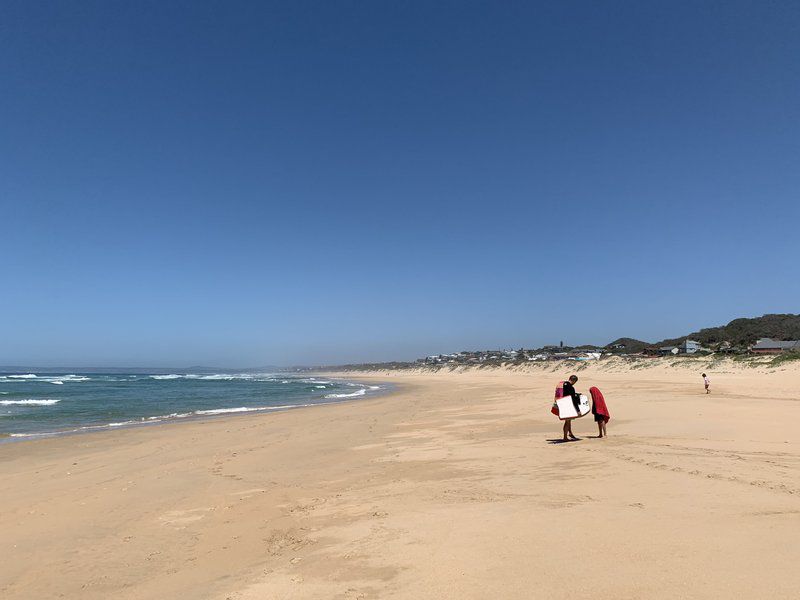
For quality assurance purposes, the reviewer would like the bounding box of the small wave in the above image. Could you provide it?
[194,374,250,381]
[196,407,252,415]
[195,406,266,415]
[0,399,61,406]
[325,388,367,399]
[0,374,91,384]
[146,412,193,421]
[147,373,284,382]
[10,422,117,437]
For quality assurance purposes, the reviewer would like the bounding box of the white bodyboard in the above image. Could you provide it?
[555,394,590,420]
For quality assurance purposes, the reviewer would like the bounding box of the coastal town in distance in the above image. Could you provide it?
[325,313,800,370]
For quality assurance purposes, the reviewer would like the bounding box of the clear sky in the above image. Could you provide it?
[2,1,799,367]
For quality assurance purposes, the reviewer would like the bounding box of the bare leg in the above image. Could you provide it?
[563,420,569,441]
[597,421,603,438]
[601,421,607,437]
[567,420,578,440]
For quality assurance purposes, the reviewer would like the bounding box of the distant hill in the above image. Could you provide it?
[656,314,800,348]
[605,337,651,353]
[607,314,800,352]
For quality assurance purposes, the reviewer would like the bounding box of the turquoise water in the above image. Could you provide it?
[0,372,382,439]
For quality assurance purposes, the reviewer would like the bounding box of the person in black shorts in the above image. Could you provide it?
[562,375,581,441]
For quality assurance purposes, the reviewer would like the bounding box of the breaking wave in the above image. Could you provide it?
[1,399,61,406]
[325,388,367,399]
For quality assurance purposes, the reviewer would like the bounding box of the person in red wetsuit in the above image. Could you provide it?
[589,386,610,438]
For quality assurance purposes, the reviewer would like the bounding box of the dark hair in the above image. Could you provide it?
[569,375,578,383]
[702,373,706,377]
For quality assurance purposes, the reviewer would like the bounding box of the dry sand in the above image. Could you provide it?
[3,357,800,599]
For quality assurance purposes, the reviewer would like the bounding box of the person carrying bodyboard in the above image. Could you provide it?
[553,375,581,441]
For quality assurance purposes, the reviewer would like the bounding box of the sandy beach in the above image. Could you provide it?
[3,358,800,599]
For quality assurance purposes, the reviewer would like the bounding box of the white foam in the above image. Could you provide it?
[195,403,315,416]
[50,380,64,385]
[0,374,91,384]
[0,399,61,406]
[146,412,191,421]
[325,388,367,399]
[195,406,260,415]
[148,373,283,382]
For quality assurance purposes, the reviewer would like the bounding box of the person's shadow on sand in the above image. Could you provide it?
[547,435,607,443]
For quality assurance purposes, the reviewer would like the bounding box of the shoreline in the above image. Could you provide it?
[4,365,800,599]
[0,376,392,444]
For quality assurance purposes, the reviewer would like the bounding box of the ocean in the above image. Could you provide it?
[0,372,383,440]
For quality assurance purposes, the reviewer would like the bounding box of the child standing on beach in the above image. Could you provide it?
[589,387,610,438]
[702,373,710,394]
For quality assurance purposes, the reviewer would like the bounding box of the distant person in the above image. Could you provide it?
[561,375,581,441]
[702,373,710,394]
[589,386,610,438]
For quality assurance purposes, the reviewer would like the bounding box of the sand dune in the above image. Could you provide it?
[2,358,800,599]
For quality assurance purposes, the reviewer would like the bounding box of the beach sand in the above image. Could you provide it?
[3,358,800,599]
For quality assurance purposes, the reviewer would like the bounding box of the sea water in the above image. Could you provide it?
[0,372,382,439]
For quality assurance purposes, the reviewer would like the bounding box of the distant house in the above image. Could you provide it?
[680,339,702,354]
[751,338,800,354]
[659,346,679,355]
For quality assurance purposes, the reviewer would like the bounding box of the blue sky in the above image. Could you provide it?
[2,1,799,366]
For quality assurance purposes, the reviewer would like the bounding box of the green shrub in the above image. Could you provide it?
[770,351,800,367]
